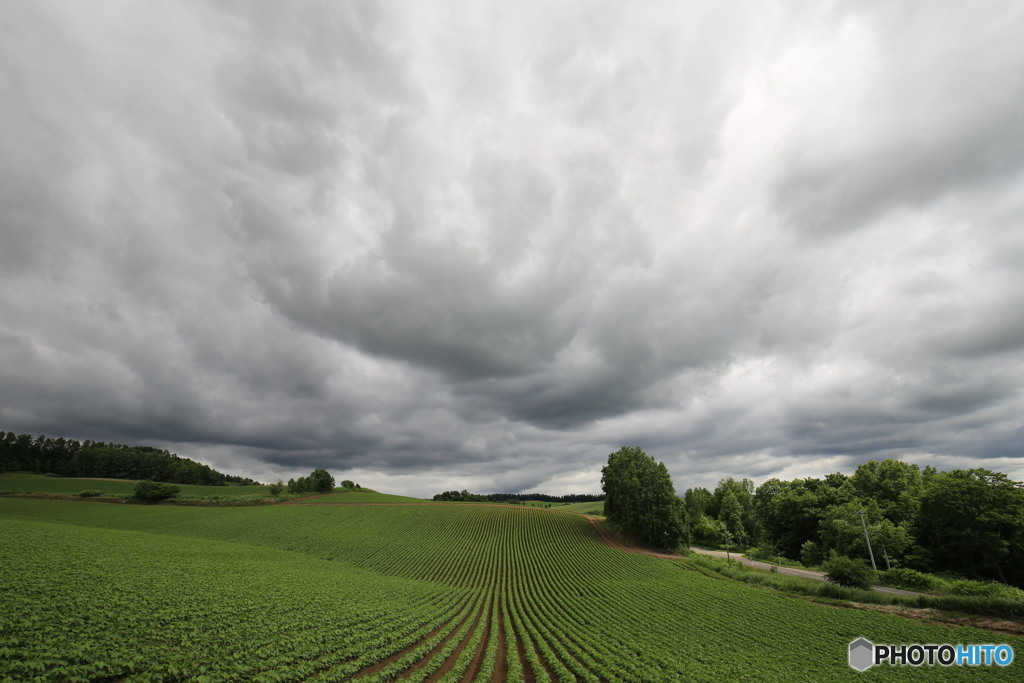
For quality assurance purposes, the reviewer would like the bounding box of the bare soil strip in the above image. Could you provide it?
[425,602,486,682]
[463,594,493,682]
[849,603,1024,637]
[582,515,680,559]
[406,606,477,680]
[348,601,471,679]
[508,597,534,683]
[493,598,507,683]
[522,626,559,683]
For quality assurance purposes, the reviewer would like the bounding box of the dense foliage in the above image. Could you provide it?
[433,489,489,501]
[287,468,336,494]
[132,481,181,503]
[433,490,603,502]
[0,430,257,485]
[684,459,1024,588]
[822,554,874,589]
[4,497,1020,680]
[602,446,687,551]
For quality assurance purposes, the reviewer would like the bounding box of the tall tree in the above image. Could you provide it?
[917,469,1024,585]
[718,490,747,546]
[711,477,759,544]
[601,446,686,551]
[850,460,923,526]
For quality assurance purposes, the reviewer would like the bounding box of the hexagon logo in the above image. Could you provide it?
[849,638,874,671]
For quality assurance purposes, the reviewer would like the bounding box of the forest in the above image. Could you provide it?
[432,490,604,503]
[0,431,258,486]
[685,459,1024,588]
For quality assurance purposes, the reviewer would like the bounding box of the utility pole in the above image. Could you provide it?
[856,510,877,571]
[880,544,891,571]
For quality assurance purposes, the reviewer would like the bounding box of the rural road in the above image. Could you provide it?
[689,547,922,597]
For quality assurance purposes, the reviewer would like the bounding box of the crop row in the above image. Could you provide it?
[3,498,1022,680]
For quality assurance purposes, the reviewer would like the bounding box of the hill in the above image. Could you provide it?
[1,496,1021,680]
[0,472,268,498]
[0,430,257,485]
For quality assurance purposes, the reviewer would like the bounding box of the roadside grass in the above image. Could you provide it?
[744,546,815,570]
[687,554,1024,621]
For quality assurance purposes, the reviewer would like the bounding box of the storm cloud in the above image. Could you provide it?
[2,1,1022,496]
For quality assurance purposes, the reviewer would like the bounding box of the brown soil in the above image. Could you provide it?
[463,595,493,682]
[849,602,1024,637]
[505,596,534,683]
[582,515,683,559]
[347,599,470,679]
[425,602,486,682]
[493,598,507,683]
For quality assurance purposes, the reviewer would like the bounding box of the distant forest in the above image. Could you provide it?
[433,490,603,503]
[0,431,258,486]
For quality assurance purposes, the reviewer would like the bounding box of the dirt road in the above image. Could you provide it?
[688,547,922,597]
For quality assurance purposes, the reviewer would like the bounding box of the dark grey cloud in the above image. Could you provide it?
[2,1,1022,496]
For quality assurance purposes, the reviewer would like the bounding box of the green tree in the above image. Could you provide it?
[712,478,761,544]
[309,468,335,493]
[917,469,1024,586]
[683,487,712,517]
[850,460,923,526]
[755,478,825,559]
[817,501,912,567]
[718,490,747,546]
[601,446,687,552]
[132,480,180,503]
[823,554,874,589]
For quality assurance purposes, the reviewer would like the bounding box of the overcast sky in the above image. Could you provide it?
[2,1,1022,497]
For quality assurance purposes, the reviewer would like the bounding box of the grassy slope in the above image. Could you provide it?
[296,490,428,503]
[1,497,1020,680]
[0,472,268,497]
[557,500,605,514]
[1,516,457,681]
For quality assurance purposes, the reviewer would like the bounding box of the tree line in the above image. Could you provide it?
[432,490,604,503]
[683,460,1024,587]
[600,445,1024,587]
[0,431,258,486]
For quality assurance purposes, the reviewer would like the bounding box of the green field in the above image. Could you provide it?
[1,497,1020,680]
[295,490,429,504]
[557,500,605,515]
[0,472,269,497]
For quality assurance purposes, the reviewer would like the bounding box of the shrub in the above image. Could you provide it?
[132,481,180,503]
[823,555,874,590]
[267,481,284,496]
[800,540,823,567]
[879,568,938,592]
[78,490,104,498]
